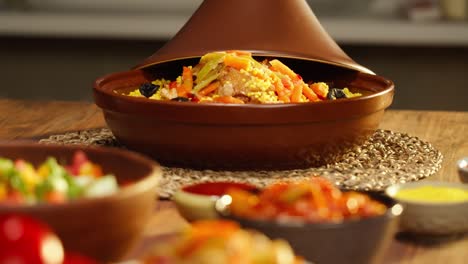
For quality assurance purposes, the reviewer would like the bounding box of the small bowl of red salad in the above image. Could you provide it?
[0,141,161,263]
[173,181,257,221]
[215,176,402,264]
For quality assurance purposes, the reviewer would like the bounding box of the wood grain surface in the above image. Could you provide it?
[1,98,467,264]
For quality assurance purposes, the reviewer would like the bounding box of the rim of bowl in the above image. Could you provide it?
[180,181,258,197]
[385,181,468,206]
[93,55,394,111]
[136,49,376,75]
[173,181,259,208]
[215,193,403,229]
[0,142,161,211]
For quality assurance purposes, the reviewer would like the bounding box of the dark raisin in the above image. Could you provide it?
[327,88,346,100]
[186,93,201,102]
[171,97,190,102]
[139,83,160,98]
[327,88,336,100]
[334,89,346,99]
[233,94,251,103]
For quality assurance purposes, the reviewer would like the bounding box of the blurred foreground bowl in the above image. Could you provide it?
[216,191,402,264]
[0,142,161,262]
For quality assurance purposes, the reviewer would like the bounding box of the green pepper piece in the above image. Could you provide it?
[0,158,14,182]
[44,157,69,194]
[9,170,27,195]
[197,52,225,82]
[64,173,84,199]
[35,180,53,201]
[193,72,221,93]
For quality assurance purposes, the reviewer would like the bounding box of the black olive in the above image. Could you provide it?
[327,88,346,100]
[334,89,346,99]
[171,97,190,102]
[139,83,160,98]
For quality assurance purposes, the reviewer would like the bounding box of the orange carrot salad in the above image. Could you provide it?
[227,177,386,223]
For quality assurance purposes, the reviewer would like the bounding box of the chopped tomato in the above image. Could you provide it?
[227,177,386,223]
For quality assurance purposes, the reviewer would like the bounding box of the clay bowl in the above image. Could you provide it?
[0,142,161,262]
[94,53,394,170]
[457,157,468,183]
[216,191,403,264]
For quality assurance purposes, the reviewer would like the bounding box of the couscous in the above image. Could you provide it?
[127,50,361,104]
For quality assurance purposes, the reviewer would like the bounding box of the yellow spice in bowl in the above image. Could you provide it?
[394,186,468,203]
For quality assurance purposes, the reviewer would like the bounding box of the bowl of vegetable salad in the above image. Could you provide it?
[94,50,394,170]
[0,142,161,262]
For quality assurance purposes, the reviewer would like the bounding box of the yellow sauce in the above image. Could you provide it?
[395,186,468,203]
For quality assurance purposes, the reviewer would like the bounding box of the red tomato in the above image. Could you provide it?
[0,214,64,264]
[63,252,98,264]
[67,151,90,176]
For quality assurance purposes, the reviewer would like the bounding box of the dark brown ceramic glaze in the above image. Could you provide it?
[0,142,161,262]
[135,0,372,74]
[218,192,401,264]
[94,56,394,170]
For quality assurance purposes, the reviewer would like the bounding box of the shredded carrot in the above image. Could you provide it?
[273,78,290,102]
[175,85,187,97]
[214,96,245,104]
[181,66,193,93]
[198,81,220,96]
[224,54,251,70]
[302,84,321,102]
[309,82,329,99]
[270,59,299,81]
[290,84,303,102]
[281,77,294,90]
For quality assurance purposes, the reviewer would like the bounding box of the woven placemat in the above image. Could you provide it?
[39,128,443,198]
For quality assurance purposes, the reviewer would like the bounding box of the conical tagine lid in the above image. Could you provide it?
[135,0,373,74]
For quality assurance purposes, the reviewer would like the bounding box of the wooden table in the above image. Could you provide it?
[1,98,467,264]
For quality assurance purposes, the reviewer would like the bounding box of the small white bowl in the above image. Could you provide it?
[386,181,468,235]
[457,157,468,183]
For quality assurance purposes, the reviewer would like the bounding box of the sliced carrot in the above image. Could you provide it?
[290,84,303,103]
[302,84,321,102]
[309,82,329,99]
[214,96,245,104]
[273,79,290,103]
[181,66,193,93]
[224,54,251,70]
[269,59,299,81]
[198,81,220,96]
[171,81,187,97]
[281,77,294,90]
